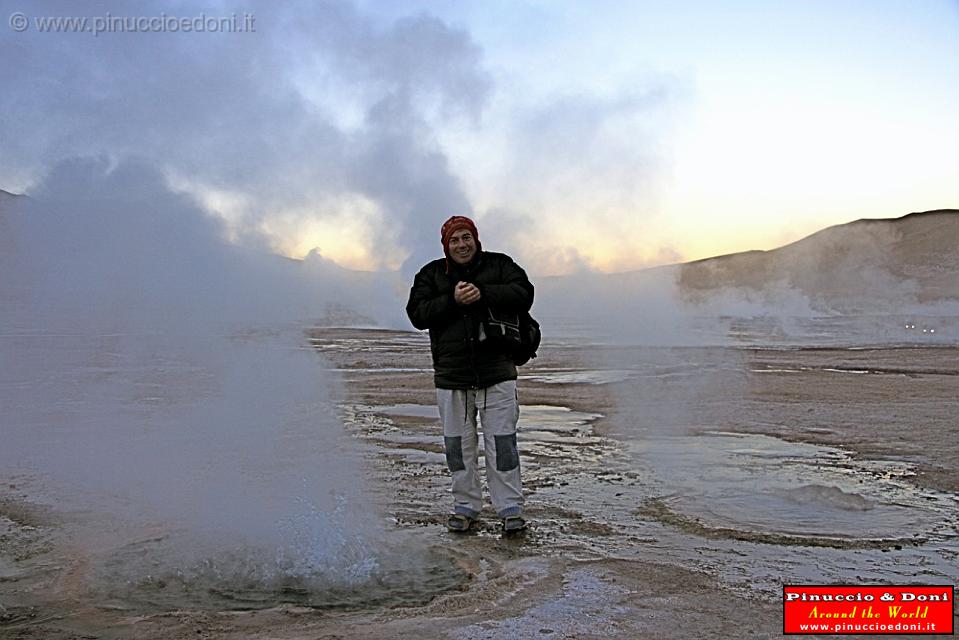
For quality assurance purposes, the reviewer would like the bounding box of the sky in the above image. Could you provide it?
[2,0,957,275]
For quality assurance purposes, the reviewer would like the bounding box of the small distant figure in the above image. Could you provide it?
[406,215,533,535]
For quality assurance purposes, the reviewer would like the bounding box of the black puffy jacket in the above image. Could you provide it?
[406,251,534,390]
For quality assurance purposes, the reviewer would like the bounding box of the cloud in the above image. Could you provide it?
[1,0,686,275]
[5,154,409,333]
[471,79,685,272]
[0,0,491,271]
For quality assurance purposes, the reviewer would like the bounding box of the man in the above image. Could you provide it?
[406,215,533,533]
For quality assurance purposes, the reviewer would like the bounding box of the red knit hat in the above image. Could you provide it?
[440,215,481,270]
[441,215,480,250]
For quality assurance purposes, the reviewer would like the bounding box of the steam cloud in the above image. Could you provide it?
[0,0,490,273]
[0,158,418,597]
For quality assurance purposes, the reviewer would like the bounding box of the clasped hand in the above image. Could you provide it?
[454,281,481,305]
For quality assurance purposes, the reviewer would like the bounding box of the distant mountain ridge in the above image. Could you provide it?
[677,209,959,310]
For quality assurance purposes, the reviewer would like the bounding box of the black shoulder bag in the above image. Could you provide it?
[482,308,541,366]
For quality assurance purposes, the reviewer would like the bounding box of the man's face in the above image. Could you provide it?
[447,228,477,265]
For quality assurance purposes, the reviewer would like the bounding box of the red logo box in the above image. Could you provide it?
[784,585,954,635]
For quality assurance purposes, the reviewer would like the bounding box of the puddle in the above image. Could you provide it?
[310,334,428,352]
[372,403,602,431]
[451,566,630,640]
[630,432,959,545]
[365,403,608,465]
[520,369,632,385]
[333,367,432,374]
[373,403,439,419]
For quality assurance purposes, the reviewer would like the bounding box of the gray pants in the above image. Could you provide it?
[437,380,523,519]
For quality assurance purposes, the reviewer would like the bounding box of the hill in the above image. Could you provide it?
[677,210,959,311]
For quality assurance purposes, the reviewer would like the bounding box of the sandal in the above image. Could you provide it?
[446,513,475,533]
[501,515,527,533]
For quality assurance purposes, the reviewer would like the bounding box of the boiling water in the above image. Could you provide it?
[0,331,467,612]
[632,431,958,544]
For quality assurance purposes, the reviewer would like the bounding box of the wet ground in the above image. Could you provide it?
[2,327,957,638]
